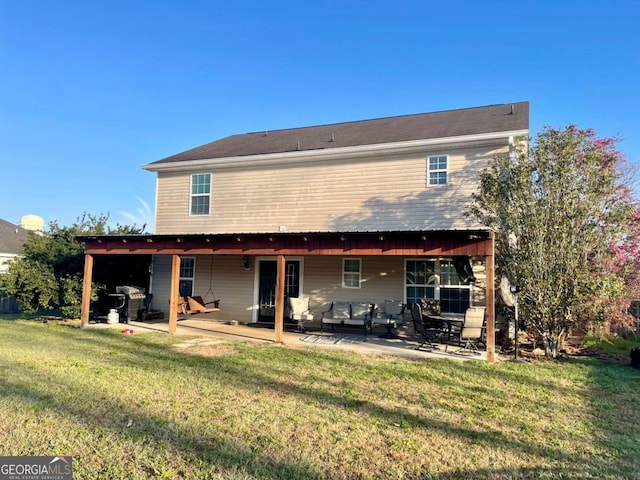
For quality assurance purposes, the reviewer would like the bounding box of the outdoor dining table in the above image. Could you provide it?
[425,314,464,342]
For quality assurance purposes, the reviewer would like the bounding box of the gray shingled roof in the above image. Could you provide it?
[0,219,30,255]
[150,101,529,165]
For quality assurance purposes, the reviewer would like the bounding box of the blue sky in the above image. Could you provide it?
[1,1,638,230]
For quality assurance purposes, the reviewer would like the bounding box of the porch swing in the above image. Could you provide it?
[179,257,221,315]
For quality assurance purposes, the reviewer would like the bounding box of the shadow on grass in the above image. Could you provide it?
[2,319,637,479]
[583,358,640,478]
[0,321,368,478]
[0,358,321,479]
[464,355,640,479]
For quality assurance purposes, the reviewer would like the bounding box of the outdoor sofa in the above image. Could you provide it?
[320,301,373,337]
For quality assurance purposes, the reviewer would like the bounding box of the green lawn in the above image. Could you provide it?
[0,318,638,479]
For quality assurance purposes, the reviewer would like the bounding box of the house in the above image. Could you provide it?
[0,218,30,312]
[0,218,30,273]
[78,101,529,362]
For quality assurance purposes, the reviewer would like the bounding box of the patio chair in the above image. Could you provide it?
[288,296,314,332]
[371,300,405,338]
[410,303,441,350]
[446,306,485,354]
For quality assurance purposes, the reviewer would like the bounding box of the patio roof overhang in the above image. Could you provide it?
[77,229,496,362]
[76,229,494,256]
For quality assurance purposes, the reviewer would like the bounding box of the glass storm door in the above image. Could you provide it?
[258,260,300,322]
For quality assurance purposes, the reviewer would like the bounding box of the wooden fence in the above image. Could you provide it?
[0,293,19,313]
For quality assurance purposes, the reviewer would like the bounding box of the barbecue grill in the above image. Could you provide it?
[111,285,146,323]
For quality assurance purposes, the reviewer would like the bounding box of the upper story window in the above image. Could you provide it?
[427,155,448,186]
[342,258,361,289]
[190,173,211,215]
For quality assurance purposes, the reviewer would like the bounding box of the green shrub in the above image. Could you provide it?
[581,333,640,361]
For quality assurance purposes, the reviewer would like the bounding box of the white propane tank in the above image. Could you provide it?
[107,309,119,324]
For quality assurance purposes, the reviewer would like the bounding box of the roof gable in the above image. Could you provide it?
[0,219,30,255]
[150,101,529,165]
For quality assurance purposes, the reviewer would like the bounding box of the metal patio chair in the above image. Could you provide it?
[410,303,442,350]
[446,306,486,355]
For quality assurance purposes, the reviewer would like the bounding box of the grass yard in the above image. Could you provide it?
[0,318,639,480]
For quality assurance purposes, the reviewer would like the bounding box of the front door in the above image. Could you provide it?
[258,259,300,322]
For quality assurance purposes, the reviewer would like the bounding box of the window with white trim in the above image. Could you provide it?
[405,258,472,314]
[190,173,211,215]
[438,260,471,313]
[405,259,436,305]
[179,257,195,297]
[342,258,361,288]
[427,155,448,185]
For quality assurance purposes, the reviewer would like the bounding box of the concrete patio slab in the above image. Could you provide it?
[85,317,488,361]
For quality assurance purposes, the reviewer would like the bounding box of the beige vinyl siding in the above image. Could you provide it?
[150,254,487,324]
[155,144,508,234]
[301,256,487,319]
[303,256,406,318]
[149,255,172,315]
[189,255,255,322]
[151,254,409,322]
[150,254,256,323]
[180,255,410,323]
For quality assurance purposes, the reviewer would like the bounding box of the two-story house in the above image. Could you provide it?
[79,101,529,362]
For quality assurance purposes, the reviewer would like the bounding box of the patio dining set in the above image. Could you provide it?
[365,300,486,355]
[409,302,486,355]
[289,297,486,354]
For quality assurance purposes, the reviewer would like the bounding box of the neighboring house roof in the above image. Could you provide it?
[0,219,29,255]
[149,101,529,165]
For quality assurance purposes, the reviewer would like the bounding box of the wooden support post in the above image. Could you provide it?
[485,234,496,363]
[168,254,181,336]
[80,254,93,328]
[274,254,285,343]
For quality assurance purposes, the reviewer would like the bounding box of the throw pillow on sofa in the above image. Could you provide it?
[332,302,351,319]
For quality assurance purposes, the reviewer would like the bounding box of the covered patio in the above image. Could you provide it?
[84,315,489,361]
[78,230,497,362]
